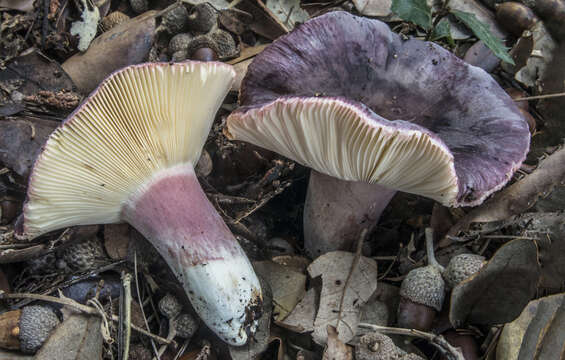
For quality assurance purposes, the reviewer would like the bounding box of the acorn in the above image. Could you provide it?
[210,29,238,59]
[161,4,190,35]
[495,2,537,37]
[174,313,199,338]
[187,3,217,33]
[168,33,193,54]
[158,293,182,320]
[0,305,60,354]
[186,35,218,60]
[192,47,218,62]
[60,236,107,271]
[129,0,148,14]
[397,228,445,331]
[443,253,486,290]
[100,11,130,32]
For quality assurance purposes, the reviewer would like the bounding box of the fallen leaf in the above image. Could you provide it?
[447,145,565,237]
[271,254,311,274]
[236,0,288,40]
[103,223,130,260]
[266,0,309,30]
[391,0,431,30]
[277,287,317,333]
[62,11,157,94]
[0,118,57,178]
[35,314,103,359]
[308,251,378,345]
[0,0,34,12]
[353,0,393,17]
[70,0,100,52]
[322,326,353,360]
[231,58,253,92]
[497,293,565,360]
[254,260,306,321]
[513,21,556,89]
[449,239,539,327]
[513,212,565,292]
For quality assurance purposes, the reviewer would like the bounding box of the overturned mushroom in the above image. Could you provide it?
[225,11,530,256]
[15,62,262,345]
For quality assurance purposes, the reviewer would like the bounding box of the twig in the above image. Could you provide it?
[1,292,173,345]
[336,229,368,327]
[357,323,465,360]
[514,92,565,101]
[121,272,132,360]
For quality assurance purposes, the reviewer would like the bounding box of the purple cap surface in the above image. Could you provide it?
[226,11,530,207]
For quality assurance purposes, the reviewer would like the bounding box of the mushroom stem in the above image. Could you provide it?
[121,164,262,346]
[303,171,396,257]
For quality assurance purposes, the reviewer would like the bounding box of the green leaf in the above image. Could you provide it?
[391,0,432,30]
[431,18,452,43]
[451,10,515,65]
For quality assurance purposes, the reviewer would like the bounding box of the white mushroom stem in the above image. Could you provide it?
[122,164,261,346]
[303,171,396,257]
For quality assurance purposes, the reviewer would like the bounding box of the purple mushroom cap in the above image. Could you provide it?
[226,11,530,207]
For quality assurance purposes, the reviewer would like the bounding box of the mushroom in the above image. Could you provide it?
[225,11,530,256]
[15,62,262,346]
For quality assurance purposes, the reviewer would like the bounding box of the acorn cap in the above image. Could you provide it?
[443,253,486,289]
[186,35,217,58]
[226,11,530,207]
[209,29,238,59]
[355,332,402,360]
[399,265,445,312]
[174,313,198,338]
[61,236,106,270]
[158,293,182,319]
[169,33,193,54]
[187,3,217,33]
[162,5,189,34]
[19,305,60,354]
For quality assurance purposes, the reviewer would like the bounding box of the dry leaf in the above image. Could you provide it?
[236,0,288,40]
[35,314,103,359]
[254,260,306,321]
[322,326,353,360]
[449,239,539,327]
[308,251,378,345]
[70,0,100,51]
[62,11,157,94]
[103,223,130,260]
[447,145,565,237]
[277,287,317,333]
[497,293,565,360]
[266,0,309,30]
[353,0,393,17]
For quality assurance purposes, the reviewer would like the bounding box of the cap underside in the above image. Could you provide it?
[227,97,459,205]
[21,62,235,239]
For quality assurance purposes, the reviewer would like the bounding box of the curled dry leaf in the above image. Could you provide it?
[322,326,353,360]
[308,251,378,345]
[447,144,565,237]
[34,314,103,359]
[235,0,288,40]
[449,239,539,327]
[353,0,393,17]
[503,21,556,90]
[253,260,306,321]
[497,293,565,360]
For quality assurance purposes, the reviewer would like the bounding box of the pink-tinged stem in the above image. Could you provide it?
[121,164,262,346]
[303,171,397,257]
